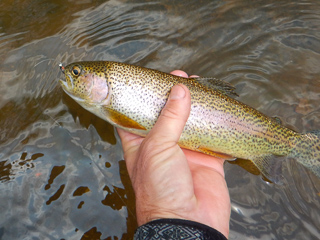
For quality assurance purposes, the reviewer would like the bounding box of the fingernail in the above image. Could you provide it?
[170,70,189,78]
[189,75,199,78]
[169,85,186,99]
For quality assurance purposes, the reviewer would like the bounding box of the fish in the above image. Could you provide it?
[59,61,320,182]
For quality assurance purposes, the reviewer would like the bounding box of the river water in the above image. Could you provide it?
[0,0,319,239]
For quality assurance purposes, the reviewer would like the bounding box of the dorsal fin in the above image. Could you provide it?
[307,130,320,136]
[272,117,282,125]
[194,77,239,97]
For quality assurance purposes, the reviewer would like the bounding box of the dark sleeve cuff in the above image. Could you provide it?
[134,218,228,240]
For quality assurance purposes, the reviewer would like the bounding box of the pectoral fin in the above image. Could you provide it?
[104,107,146,130]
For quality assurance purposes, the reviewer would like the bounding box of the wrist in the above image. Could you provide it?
[135,200,230,237]
[135,218,228,240]
[136,206,186,226]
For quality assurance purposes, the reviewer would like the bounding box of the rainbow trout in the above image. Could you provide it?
[59,61,320,182]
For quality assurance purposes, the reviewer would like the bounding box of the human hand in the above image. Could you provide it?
[117,70,231,237]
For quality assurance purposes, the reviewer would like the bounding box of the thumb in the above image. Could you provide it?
[149,84,191,143]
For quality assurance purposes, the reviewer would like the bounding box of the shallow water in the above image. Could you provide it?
[0,0,320,239]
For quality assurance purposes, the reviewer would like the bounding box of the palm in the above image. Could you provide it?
[117,129,230,236]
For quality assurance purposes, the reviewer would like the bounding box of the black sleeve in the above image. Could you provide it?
[134,218,228,240]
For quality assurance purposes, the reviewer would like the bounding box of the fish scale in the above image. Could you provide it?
[60,61,320,182]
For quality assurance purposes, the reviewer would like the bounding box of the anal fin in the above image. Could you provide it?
[251,155,286,184]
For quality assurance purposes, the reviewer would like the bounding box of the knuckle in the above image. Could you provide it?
[161,106,180,121]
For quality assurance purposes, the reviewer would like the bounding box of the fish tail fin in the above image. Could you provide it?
[291,131,320,178]
[249,131,320,183]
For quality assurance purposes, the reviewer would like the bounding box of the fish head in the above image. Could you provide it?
[59,62,111,105]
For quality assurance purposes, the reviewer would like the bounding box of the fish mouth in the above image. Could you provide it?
[59,79,68,91]
[59,72,73,89]
[59,79,86,103]
[59,78,71,94]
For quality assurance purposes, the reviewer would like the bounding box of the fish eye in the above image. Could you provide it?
[71,66,81,76]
